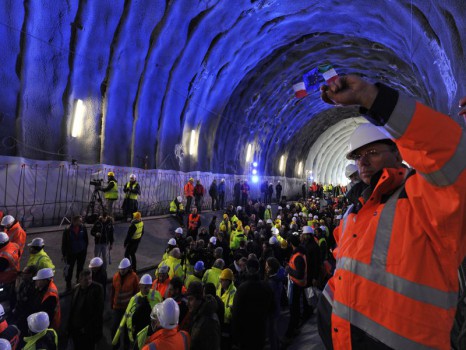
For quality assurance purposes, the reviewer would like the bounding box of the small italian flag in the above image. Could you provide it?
[293,82,307,99]
[318,64,338,84]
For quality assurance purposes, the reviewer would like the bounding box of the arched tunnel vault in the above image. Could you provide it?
[0,1,464,178]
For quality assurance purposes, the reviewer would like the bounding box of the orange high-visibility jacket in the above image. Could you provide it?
[324,93,466,349]
[0,242,20,284]
[111,271,139,310]
[184,182,194,197]
[42,281,61,330]
[142,328,190,350]
[5,222,26,256]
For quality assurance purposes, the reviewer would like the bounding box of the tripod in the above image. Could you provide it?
[85,188,106,224]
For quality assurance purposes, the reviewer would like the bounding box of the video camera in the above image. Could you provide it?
[90,179,104,189]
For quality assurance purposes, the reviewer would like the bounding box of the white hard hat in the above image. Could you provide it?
[27,312,50,333]
[278,206,282,210]
[140,274,153,285]
[277,181,280,183]
[298,212,303,216]
[118,258,131,269]
[269,236,278,245]
[221,178,225,182]
[89,257,103,268]
[266,205,271,209]
[0,338,11,350]
[258,220,263,224]
[271,227,279,236]
[168,238,177,246]
[308,213,313,218]
[266,219,273,224]
[346,123,391,159]
[175,227,183,234]
[345,164,359,178]
[277,215,281,220]
[129,173,137,180]
[33,268,54,280]
[28,237,45,247]
[0,304,4,318]
[209,236,217,245]
[0,233,9,244]
[292,217,297,222]
[293,213,298,217]
[302,226,314,234]
[314,215,319,219]
[237,206,242,211]
[151,298,180,329]
[286,205,290,209]
[0,215,14,227]
[176,196,182,202]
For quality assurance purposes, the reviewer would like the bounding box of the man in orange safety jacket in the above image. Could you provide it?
[317,75,466,350]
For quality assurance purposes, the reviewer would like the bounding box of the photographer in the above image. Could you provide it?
[101,171,118,216]
[123,174,141,221]
[90,213,114,269]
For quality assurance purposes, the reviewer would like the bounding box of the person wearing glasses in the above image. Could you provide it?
[317,74,466,350]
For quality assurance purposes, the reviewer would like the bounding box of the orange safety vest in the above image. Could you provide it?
[184,182,194,197]
[288,251,307,287]
[0,242,20,284]
[152,278,170,299]
[41,281,61,330]
[5,222,26,256]
[112,272,139,310]
[324,98,466,350]
[188,214,200,230]
[142,328,190,350]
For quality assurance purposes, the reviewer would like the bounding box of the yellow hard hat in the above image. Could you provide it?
[189,177,194,182]
[108,171,115,177]
[133,212,141,220]
[219,268,234,281]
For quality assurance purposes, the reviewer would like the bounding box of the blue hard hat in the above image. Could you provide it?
[194,261,205,272]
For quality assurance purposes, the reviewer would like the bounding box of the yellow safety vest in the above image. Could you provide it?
[132,221,144,240]
[104,180,119,200]
[125,182,139,200]
[23,329,58,350]
[27,250,55,273]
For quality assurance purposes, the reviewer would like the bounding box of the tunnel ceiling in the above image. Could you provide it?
[0,0,464,180]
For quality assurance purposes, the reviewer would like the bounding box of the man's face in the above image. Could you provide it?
[166,284,179,298]
[220,279,231,290]
[79,274,92,289]
[35,279,49,291]
[187,295,202,312]
[353,143,401,185]
[139,284,151,296]
[158,273,168,283]
[192,208,197,215]
[119,267,130,276]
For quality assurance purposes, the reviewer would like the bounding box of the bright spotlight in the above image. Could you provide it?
[71,99,85,138]
[252,169,257,175]
[252,175,259,183]
[252,161,258,167]
[246,143,252,162]
[189,129,197,155]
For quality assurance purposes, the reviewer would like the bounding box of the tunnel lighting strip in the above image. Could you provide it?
[246,143,252,163]
[189,129,197,155]
[71,99,85,138]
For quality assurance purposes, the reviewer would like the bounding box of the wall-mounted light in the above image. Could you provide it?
[279,155,286,173]
[189,129,197,156]
[246,143,252,163]
[71,99,85,138]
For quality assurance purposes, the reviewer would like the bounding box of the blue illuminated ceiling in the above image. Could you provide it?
[0,0,464,178]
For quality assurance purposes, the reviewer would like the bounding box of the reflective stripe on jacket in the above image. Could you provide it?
[131,221,144,240]
[112,272,139,310]
[5,222,26,256]
[23,329,58,350]
[27,250,55,273]
[217,282,236,324]
[184,182,194,197]
[188,214,200,230]
[327,93,466,350]
[288,251,307,287]
[125,182,139,200]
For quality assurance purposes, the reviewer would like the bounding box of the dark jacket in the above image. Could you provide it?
[231,274,275,350]
[90,217,114,245]
[209,183,218,197]
[68,282,104,342]
[188,295,221,350]
[61,224,88,257]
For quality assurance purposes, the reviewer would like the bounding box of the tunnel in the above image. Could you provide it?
[0,0,465,226]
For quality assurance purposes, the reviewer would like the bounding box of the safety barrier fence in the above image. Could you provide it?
[0,156,304,228]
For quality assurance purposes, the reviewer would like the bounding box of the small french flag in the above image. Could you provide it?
[293,82,308,99]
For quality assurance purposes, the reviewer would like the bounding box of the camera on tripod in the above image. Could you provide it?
[90,179,104,189]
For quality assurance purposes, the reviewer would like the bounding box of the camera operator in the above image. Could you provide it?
[123,174,141,221]
[101,171,118,216]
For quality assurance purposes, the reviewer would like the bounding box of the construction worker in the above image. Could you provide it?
[140,298,190,350]
[184,177,194,214]
[187,207,201,240]
[26,238,55,273]
[32,268,61,331]
[111,258,139,350]
[0,304,19,349]
[89,257,108,304]
[123,174,141,221]
[0,232,20,286]
[102,171,118,216]
[152,265,171,299]
[184,261,204,289]
[202,258,224,289]
[317,74,466,349]
[169,196,184,226]
[1,215,26,257]
[217,268,236,348]
[23,312,57,350]
[113,274,162,346]
[124,211,144,271]
[165,248,184,280]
